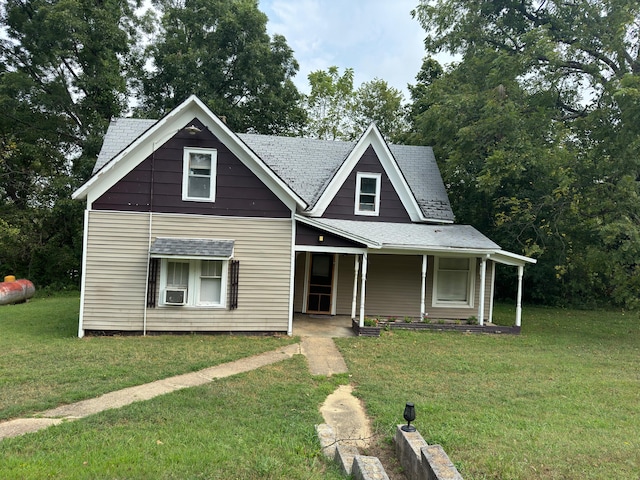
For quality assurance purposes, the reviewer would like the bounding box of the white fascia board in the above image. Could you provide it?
[294,245,367,254]
[295,214,381,249]
[307,124,424,221]
[379,246,497,256]
[489,250,537,266]
[73,95,306,212]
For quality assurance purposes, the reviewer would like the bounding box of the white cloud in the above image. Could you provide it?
[259,0,428,98]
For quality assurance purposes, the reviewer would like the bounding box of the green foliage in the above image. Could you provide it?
[138,0,306,135]
[0,0,141,288]
[304,66,355,140]
[304,66,407,141]
[408,1,640,308]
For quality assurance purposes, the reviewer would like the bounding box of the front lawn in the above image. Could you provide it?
[336,304,640,479]
[0,294,296,421]
[1,296,638,479]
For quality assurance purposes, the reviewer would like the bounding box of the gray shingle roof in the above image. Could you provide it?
[303,218,500,250]
[150,238,235,258]
[93,118,156,174]
[93,118,455,221]
[238,133,353,207]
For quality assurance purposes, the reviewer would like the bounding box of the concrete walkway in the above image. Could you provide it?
[0,335,354,441]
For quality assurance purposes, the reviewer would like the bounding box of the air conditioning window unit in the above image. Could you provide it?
[164,288,187,305]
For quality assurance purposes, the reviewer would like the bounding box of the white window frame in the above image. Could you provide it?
[354,172,381,216]
[432,256,476,308]
[160,258,229,308]
[182,147,217,202]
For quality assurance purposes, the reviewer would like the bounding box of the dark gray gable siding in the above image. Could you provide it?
[296,222,366,248]
[322,145,412,223]
[93,119,291,218]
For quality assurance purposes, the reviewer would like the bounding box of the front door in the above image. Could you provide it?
[307,253,334,314]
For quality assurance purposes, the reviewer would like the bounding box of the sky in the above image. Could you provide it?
[258,0,429,99]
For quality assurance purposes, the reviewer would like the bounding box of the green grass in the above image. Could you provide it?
[0,294,297,420]
[336,304,640,479]
[2,296,639,479]
[0,356,347,479]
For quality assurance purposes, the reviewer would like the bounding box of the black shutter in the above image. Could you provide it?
[229,260,239,310]
[147,258,160,308]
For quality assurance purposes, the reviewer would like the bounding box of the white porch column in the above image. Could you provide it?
[488,260,496,323]
[359,252,368,328]
[351,254,360,319]
[420,254,427,319]
[478,256,487,326]
[516,265,524,327]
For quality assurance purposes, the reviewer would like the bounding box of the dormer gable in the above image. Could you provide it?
[305,124,434,223]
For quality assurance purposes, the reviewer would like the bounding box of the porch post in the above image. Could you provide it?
[359,252,368,328]
[351,254,360,319]
[488,260,496,323]
[515,265,524,327]
[420,254,427,319]
[478,256,487,326]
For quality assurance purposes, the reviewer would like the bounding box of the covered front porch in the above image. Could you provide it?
[291,217,536,335]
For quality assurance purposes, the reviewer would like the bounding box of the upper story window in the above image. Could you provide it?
[355,172,381,216]
[183,147,217,202]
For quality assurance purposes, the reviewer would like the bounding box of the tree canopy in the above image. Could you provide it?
[304,66,406,141]
[138,0,306,135]
[409,0,640,307]
[0,0,141,286]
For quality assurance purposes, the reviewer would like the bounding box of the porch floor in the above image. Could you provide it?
[292,314,355,338]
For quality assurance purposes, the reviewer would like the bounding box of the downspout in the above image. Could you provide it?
[142,143,157,336]
[358,252,368,328]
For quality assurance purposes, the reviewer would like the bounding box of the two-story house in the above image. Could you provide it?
[72,96,535,337]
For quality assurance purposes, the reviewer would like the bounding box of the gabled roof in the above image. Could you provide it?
[72,95,306,211]
[83,107,455,222]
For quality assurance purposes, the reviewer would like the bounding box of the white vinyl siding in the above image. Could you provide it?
[321,254,492,320]
[183,147,216,201]
[81,211,292,332]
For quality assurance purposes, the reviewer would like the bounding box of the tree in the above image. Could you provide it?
[139,0,306,135]
[304,66,407,141]
[352,79,406,142]
[304,66,354,140]
[0,0,141,286]
[410,0,640,307]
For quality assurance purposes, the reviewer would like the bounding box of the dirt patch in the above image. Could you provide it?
[362,434,408,480]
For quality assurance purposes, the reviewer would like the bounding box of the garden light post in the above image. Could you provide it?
[401,402,416,432]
